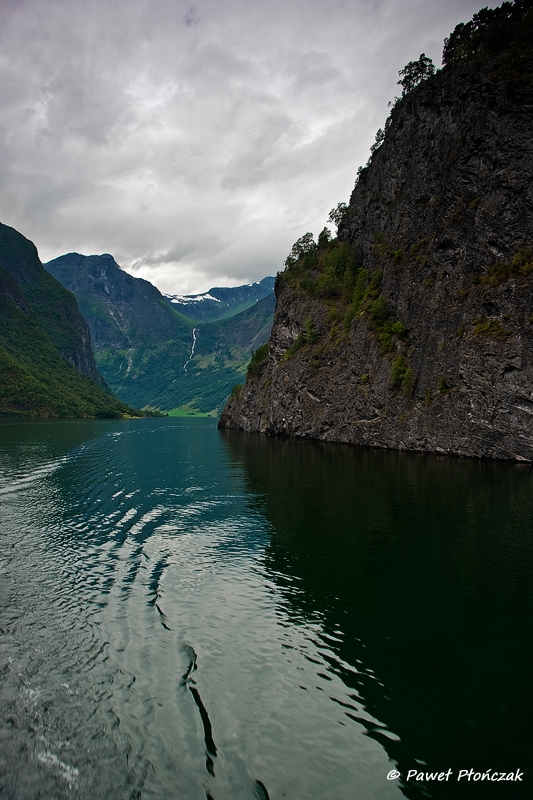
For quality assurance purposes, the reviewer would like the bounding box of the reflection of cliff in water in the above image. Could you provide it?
[220,430,533,798]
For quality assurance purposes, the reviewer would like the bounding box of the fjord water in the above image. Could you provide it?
[0,419,532,800]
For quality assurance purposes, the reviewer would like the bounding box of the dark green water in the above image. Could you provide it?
[0,418,531,799]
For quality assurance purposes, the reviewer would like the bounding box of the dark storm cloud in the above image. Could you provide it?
[0,0,489,293]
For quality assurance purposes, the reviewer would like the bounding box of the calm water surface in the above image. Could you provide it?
[0,418,532,799]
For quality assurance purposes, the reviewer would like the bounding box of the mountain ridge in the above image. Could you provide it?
[164,276,275,322]
[0,223,137,418]
[46,252,275,413]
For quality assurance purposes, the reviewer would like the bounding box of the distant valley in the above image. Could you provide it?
[46,252,275,414]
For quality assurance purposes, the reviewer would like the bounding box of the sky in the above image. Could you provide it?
[0,0,491,296]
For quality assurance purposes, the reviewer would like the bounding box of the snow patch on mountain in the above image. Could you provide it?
[166,292,221,304]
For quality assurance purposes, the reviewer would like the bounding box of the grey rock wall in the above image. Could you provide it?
[219,48,533,462]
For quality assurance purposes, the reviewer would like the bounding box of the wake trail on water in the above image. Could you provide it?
[181,645,217,776]
[180,643,271,799]
[2,419,393,800]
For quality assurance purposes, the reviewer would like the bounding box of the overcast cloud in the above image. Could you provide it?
[0,0,489,294]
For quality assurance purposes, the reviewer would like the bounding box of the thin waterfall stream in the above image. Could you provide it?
[183,328,198,371]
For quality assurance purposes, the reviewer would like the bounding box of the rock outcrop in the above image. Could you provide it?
[219,2,533,461]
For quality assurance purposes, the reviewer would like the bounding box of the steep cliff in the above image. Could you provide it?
[0,224,135,418]
[0,224,104,385]
[219,1,533,461]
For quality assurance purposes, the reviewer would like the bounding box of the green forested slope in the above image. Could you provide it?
[46,252,276,413]
[0,224,105,383]
[0,226,136,418]
[164,293,276,413]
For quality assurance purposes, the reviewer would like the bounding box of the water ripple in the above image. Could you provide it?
[0,419,443,799]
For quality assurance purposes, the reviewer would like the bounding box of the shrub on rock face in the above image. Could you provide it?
[247,342,269,375]
[390,356,407,389]
[304,317,319,343]
[397,53,435,95]
[230,383,243,399]
[368,295,388,325]
[390,356,415,394]
[284,233,316,269]
[328,203,348,232]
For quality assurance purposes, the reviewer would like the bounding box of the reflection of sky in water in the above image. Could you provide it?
[0,418,532,799]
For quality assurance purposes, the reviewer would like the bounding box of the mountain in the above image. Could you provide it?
[0,223,136,418]
[171,292,276,413]
[164,277,275,322]
[45,252,193,409]
[46,252,275,413]
[219,1,533,462]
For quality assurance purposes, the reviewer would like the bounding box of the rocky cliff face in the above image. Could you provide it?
[219,3,533,461]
